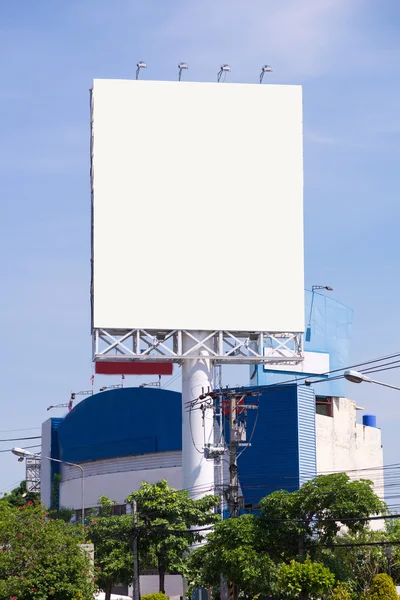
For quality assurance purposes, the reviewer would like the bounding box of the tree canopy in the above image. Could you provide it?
[127,480,220,593]
[86,496,133,600]
[259,472,385,559]
[0,500,95,600]
[187,473,387,599]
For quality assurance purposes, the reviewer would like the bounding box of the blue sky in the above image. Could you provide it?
[1,0,400,493]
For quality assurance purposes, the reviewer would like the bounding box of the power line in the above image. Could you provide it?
[0,436,41,443]
[0,427,40,433]
[0,444,41,454]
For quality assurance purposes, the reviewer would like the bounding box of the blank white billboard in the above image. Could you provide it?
[91,79,304,332]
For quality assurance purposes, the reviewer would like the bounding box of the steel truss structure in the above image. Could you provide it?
[26,455,41,493]
[93,328,303,365]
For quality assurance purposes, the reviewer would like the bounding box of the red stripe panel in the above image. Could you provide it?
[95,361,173,376]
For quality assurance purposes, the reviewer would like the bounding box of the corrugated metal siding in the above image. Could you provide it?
[61,451,182,481]
[238,385,300,506]
[297,385,317,486]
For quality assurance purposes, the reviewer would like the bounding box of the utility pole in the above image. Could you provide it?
[197,388,259,600]
[132,500,140,600]
[228,393,239,518]
[227,391,259,600]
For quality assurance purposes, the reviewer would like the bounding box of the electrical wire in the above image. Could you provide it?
[0,444,41,454]
[0,427,40,433]
[0,436,41,443]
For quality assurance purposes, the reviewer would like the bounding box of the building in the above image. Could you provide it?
[40,291,384,595]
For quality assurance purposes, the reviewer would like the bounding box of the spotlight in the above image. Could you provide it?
[217,64,231,83]
[178,62,188,81]
[260,65,273,83]
[136,61,147,80]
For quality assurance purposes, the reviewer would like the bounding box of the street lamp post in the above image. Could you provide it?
[11,448,85,534]
[344,370,400,392]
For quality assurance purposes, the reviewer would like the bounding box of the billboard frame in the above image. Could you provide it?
[93,327,303,365]
[90,81,304,367]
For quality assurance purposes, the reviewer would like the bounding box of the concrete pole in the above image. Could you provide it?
[182,332,214,500]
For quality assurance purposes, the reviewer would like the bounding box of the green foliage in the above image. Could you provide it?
[86,496,133,595]
[127,479,220,593]
[366,573,398,599]
[0,500,95,600]
[259,473,386,560]
[48,506,75,522]
[274,557,335,599]
[186,514,276,598]
[332,581,353,599]
[51,473,62,509]
[321,529,387,596]
[141,593,169,600]
[2,479,39,508]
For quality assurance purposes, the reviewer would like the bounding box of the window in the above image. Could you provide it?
[112,504,127,516]
[316,396,333,418]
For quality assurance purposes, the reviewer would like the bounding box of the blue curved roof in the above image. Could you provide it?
[57,387,181,463]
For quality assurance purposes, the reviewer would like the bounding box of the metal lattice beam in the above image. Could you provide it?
[26,456,41,494]
[93,328,303,365]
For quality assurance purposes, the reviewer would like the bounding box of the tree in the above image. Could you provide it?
[186,514,277,598]
[87,496,133,600]
[366,573,398,600]
[274,557,335,600]
[2,480,39,508]
[127,480,220,594]
[259,473,385,560]
[320,529,387,596]
[0,500,95,600]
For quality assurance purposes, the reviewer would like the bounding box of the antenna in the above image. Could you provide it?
[217,64,231,83]
[136,61,147,80]
[178,62,188,81]
[260,65,273,83]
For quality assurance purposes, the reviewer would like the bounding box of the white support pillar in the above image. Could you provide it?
[182,332,214,500]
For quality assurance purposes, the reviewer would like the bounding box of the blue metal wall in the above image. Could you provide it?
[53,385,316,507]
[252,290,354,397]
[57,387,181,464]
[237,385,316,506]
[49,418,62,508]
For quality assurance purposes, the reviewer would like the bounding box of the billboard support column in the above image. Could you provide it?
[182,332,214,500]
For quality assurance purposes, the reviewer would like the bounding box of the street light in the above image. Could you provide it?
[344,370,400,392]
[11,448,85,534]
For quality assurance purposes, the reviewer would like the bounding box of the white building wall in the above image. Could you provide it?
[59,452,182,509]
[40,419,53,508]
[316,397,384,528]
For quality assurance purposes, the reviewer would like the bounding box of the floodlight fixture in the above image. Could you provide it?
[217,64,231,83]
[312,285,333,292]
[136,61,147,80]
[178,62,188,81]
[260,64,273,83]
